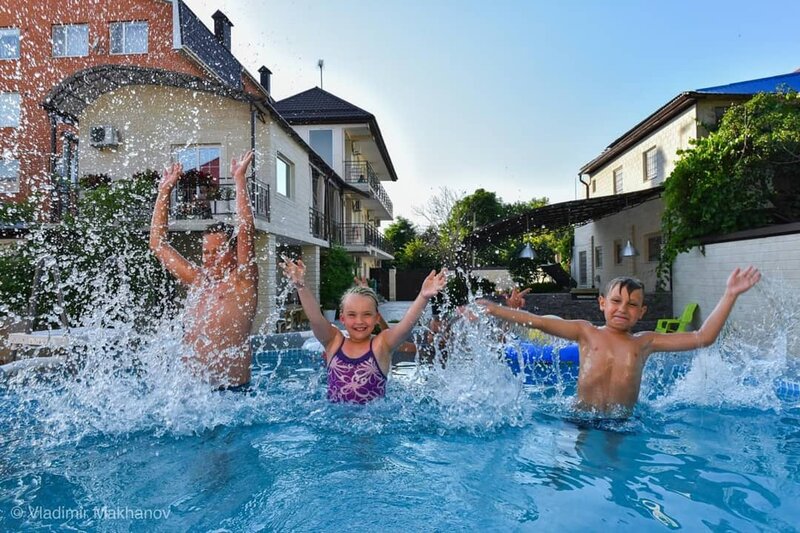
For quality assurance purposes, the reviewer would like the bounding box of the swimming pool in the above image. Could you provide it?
[1,329,798,532]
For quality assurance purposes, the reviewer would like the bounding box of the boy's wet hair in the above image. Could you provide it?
[603,276,645,297]
[203,222,236,249]
[340,286,379,312]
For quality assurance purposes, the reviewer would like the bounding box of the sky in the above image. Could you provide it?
[185,0,800,227]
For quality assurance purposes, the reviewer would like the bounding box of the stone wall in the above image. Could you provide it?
[520,291,672,333]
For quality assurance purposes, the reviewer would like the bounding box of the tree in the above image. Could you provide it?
[394,237,439,270]
[0,172,180,330]
[660,91,800,282]
[383,216,417,266]
[412,186,465,268]
[319,245,356,310]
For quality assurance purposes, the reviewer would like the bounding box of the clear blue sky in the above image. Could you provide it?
[186,0,800,227]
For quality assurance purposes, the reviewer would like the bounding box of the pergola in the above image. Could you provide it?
[467,186,664,246]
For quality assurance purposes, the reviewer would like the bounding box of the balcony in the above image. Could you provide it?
[46,176,270,225]
[343,161,393,219]
[339,222,393,257]
[171,178,270,221]
[309,207,340,242]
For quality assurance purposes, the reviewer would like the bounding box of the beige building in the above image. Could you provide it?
[274,88,396,280]
[38,4,398,332]
[573,71,800,292]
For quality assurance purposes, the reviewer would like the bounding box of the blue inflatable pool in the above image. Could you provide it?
[504,342,800,401]
[504,343,580,384]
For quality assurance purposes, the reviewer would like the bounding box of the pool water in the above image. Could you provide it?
[1,335,799,532]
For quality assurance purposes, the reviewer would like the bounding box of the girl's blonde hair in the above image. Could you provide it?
[339,286,379,312]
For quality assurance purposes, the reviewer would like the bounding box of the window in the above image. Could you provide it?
[594,246,603,269]
[647,234,663,263]
[0,158,20,193]
[614,240,623,265]
[644,147,658,182]
[0,28,20,60]
[276,154,293,197]
[713,106,729,127]
[172,145,221,179]
[591,179,596,193]
[0,93,20,128]
[110,22,148,55]
[310,130,333,167]
[52,24,89,57]
[578,251,588,286]
[613,167,623,194]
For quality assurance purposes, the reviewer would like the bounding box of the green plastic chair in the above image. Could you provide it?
[655,302,698,333]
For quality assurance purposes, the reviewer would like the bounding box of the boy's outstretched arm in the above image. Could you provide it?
[478,300,588,342]
[231,150,256,274]
[149,163,199,286]
[648,266,761,352]
[377,270,446,352]
[280,258,339,347]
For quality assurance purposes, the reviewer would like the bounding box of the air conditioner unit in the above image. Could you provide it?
[90,125,120,148]
[352,200,361,212]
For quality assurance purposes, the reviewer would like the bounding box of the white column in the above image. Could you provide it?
[389,268,397,301]
[301,244,321,301]
[253,231,276,334]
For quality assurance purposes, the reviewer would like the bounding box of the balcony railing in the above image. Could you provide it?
[343,161,393,217]
[340,223,393,254]
[171,178,270,221]
[309,207,341,242]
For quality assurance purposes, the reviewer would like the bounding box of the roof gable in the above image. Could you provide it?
[177,0,242,89]
[580,71,800,175]
[274,87,373,123]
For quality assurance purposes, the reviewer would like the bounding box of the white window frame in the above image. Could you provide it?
[109,21,148,55]
[646,233,663,263]
[0,158,20,194]
[52,24,89,58]
[276,153,294,198]
[578,250,588,286]
[644,147,658,182]
[594,245,603,269]
[0,28,20,60]
[171,144,222,179]
[0,93,21,128]
[613,166,623,194]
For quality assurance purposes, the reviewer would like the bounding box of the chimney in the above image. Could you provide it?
[212,10,233,50]
[258,66,272,93]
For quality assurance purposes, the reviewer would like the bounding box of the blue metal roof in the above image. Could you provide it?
[696,71,800,95]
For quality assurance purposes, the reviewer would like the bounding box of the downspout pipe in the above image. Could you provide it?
[578,172,590,200]
[249,104,256,178]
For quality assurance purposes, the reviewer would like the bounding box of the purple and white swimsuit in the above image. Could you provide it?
[326,338,387,404]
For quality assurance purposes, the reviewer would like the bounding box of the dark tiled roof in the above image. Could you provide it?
[274,87,373,123]
[178,1,242,89]
[696,71,800,95]
[275,87,399,181]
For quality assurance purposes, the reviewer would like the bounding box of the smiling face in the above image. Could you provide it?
[339,293,380,341]
[599,283,647,332]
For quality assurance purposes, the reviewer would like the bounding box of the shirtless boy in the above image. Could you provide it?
[480,267,761,416]
[149,150,258,388]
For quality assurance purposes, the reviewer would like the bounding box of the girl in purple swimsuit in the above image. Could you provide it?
[280,258,446,404]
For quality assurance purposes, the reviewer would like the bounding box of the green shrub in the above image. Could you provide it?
[320,245,356,310]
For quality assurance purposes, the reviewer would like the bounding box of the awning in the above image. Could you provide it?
[468,186,664,246]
